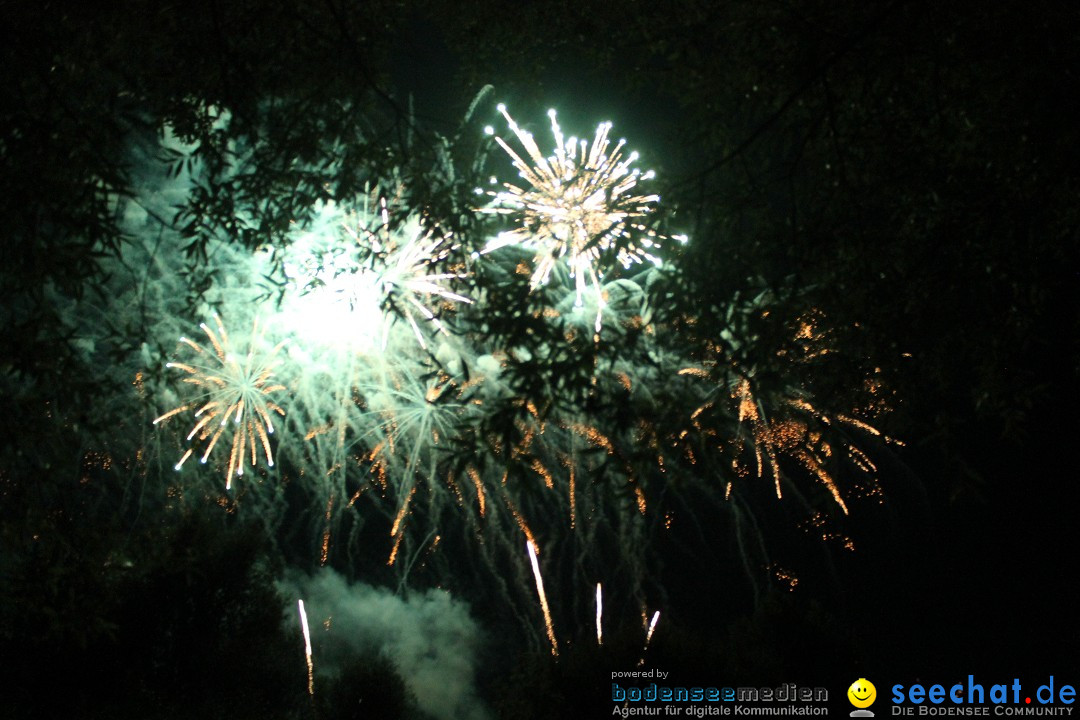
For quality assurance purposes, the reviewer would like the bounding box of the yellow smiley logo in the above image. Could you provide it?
[848,678,877,708]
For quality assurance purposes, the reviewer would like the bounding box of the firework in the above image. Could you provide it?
[596,582,603,646]
[342,204,472,349]
[364,364,480,559]
[679,305,892,518]
[680,373,859,515]
[123,100,894,657]
[298,599,314,696]
[483,104,684,309]
[526,540,558,656]
[280,202,471,351]
[645,610,660,646]
[636,610,661,667]
[153,314,287,489]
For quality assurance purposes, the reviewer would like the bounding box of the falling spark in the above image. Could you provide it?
[637,610,661,667]
[388,486,418,565]
[526,540,558,656]
[645,610,660,645]
[505,495,538,549]
[483,104,685,313]
[733,378,783,499]
[153,314,287,489]
[320,494,334,566]
[387,530,405,567]
[298,599,314,696]
[595,582,603,646]
[568,464,577,529]
[467,466,486,517]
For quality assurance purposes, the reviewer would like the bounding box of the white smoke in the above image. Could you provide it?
[280,568,491,720]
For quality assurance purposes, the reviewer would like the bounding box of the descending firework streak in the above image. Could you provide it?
[637,610,661,668]
[297,599,314,696]
[153,313,287,489]
[596,582,604,646]
[526,540,558,656]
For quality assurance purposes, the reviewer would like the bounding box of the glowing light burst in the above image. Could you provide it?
[482,104,684,309]
[282,203,471,350]
[153,314,287,489]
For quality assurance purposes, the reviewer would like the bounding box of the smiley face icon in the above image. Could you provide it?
[848,678,877,708]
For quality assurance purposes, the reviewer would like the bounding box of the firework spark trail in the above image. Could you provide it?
[636,610,661,668]
[153,314,287,489]
[645,610,660,646]
[298,599,314,696]
[526,540,558,656]
[596,582,603,646]
[320,494,334,566]
[734,378,784,499]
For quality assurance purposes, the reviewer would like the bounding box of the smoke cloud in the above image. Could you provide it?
[280,568,491,720]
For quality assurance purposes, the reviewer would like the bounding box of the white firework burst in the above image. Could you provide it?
[482,104,684,308]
